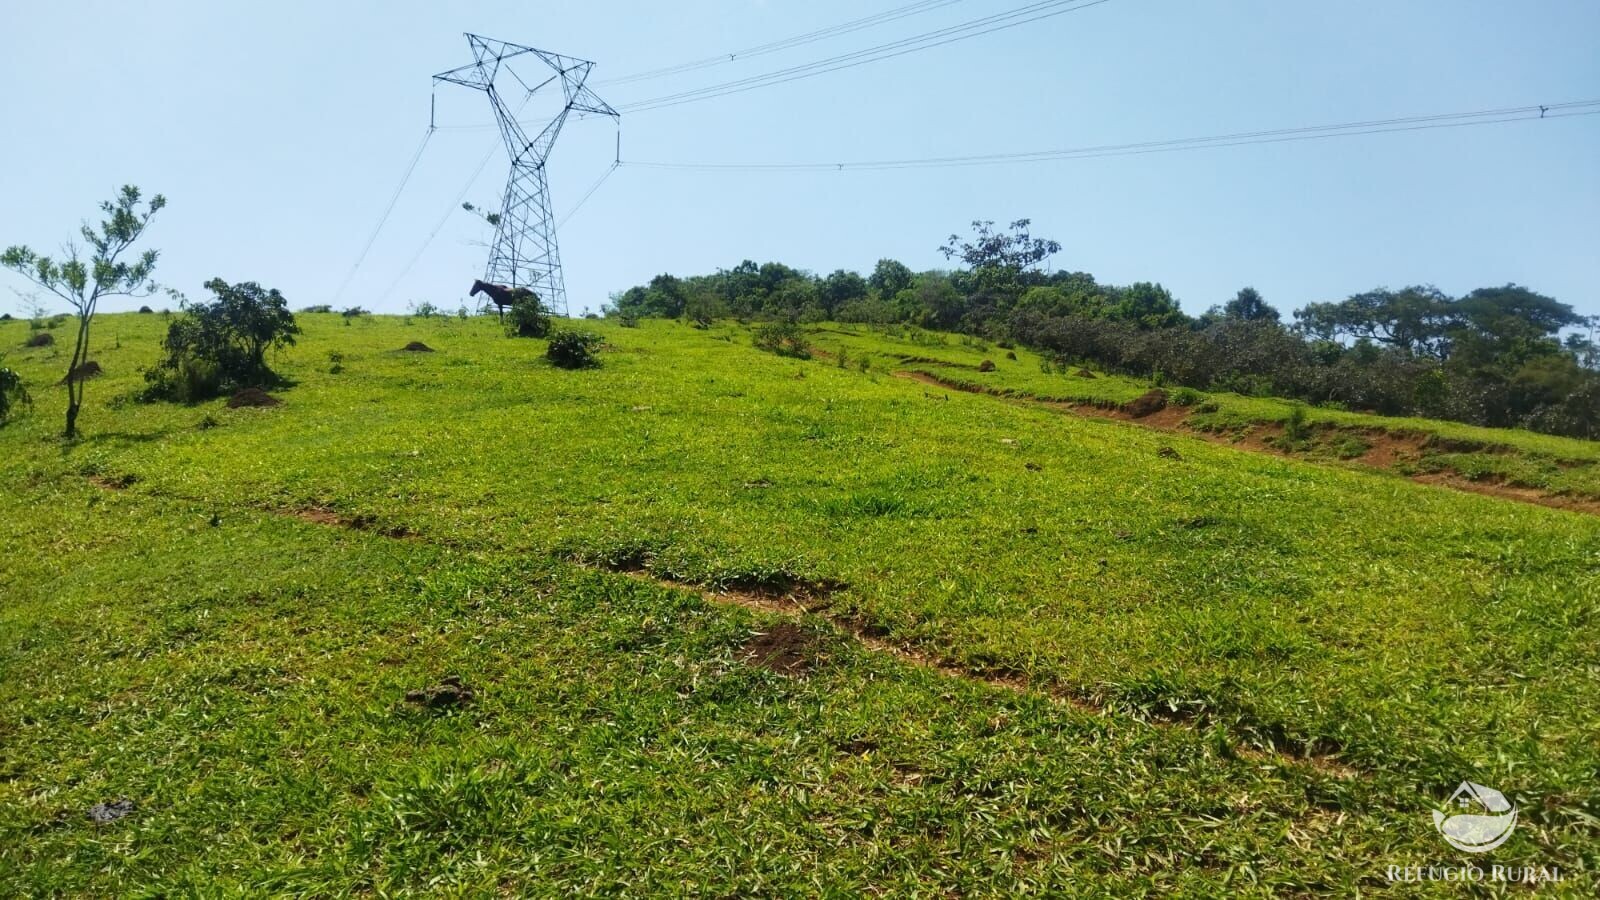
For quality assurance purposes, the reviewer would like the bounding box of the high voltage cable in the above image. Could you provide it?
[556,162,622,228]
[374,139,499,305]
[616,0,1117,114]
[436,0,1117,130]
[622,100,1600,171]
[329,126,433,303]
[595,0,970,86]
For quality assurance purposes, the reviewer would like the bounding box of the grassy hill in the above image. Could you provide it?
[2,313,1596,893]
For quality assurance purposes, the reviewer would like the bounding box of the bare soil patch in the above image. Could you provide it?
[1124,389,1169,418]
[227,387,280,408]
[58,361,103,384]
[741,622,824,676]
[405,675,474,708]
[292,507,344,527]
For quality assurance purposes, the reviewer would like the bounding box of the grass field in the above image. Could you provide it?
[2,312,1597,893]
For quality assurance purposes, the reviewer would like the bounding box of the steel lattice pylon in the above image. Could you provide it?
[435,34,618,316]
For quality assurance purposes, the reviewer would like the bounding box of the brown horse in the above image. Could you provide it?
[469,280,535,321]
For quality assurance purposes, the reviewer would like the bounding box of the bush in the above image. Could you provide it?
[506,296,552,338]
[341,306,368,318]
[0,356,28,424]
[545,329,602,369]
[1170,387,1203,407]
[1283,403,1311,444]
[753,321,811,359]
[144,278,299,403]
[300,304,333,314]
[24,332,53,348]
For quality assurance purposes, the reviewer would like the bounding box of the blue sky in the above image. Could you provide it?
[2,0,1597,319]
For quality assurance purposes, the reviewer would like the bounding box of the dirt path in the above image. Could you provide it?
[895,370,1600,517]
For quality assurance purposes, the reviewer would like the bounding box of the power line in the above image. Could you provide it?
[616,0,1118,114]
[330,126,433,304]
[374,139,498,306]
[622,100,1600,171]
[596,0,971,86]
[434,0,1117,130]
[556,162,622,229]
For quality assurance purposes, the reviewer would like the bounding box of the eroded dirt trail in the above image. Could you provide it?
[895,370,1600,517]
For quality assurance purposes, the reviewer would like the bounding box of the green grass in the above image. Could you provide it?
[2,313,1597,893]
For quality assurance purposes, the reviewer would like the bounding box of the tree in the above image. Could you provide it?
[819,269,868,316]
[1223,286,1280,322]
[1108,282,1188,329]
[940,219,1061,302]
[1294,286,1453,357]
[868,259,914,299]
[683,292,726,328]
[3,186,165,436]
[940,219,1060,272]
[144,278,299,401]
[1449,284,1584,370]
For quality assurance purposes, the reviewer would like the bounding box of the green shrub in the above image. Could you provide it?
[0,357,28,424]
[753,321,811,359]
[144,278,299,402]
[300,304,333,314]
[545,329,602,369]
[1281,403,1312,447]
[506,296,552,338]
[1170,387,1203,407]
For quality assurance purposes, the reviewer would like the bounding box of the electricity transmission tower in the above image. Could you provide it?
[434,34,618,316]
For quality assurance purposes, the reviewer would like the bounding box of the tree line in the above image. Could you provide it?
[605,220,1600,439]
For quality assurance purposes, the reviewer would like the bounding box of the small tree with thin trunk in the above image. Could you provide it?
[2,186,165,437]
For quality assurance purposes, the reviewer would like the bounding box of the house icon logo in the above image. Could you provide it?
[1433,782,1517,853]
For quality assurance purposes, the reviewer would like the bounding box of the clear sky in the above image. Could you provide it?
[2,0,1597,319]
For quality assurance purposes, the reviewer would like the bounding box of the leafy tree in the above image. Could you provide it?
[899,274,965,329]
[940,219,1060,272]
[1448,284,1584,370]
[819,269,868,316]
[684,293,725,328]
[868,259,914,299]
[1223,287,1279,322]
[1108,282,1188,329]
[144,278,299,402]
[1294,286,1453,356]
[940,219,1060,301]
[2,185,165,436]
